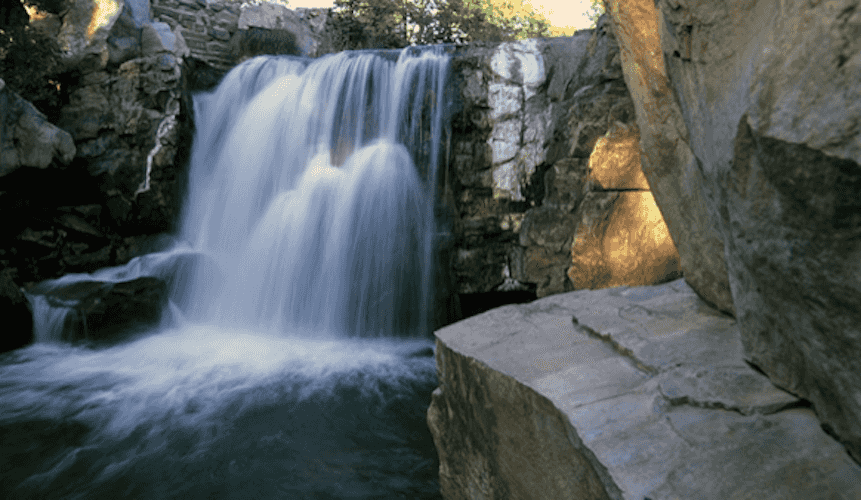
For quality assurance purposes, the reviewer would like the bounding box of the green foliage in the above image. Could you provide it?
[0,1,63,119]
[585,0,604,28]
[331,0,552,50]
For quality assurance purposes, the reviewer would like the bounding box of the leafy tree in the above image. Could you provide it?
[585,0,604,28]
[331,0,552,50]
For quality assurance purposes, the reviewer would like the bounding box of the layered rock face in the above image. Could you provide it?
[448,21,680,300]
[606,0,861,462]
[150,0,334,83]
[428,279,861,499]
[0,0,192,351]
[0,0,190,279]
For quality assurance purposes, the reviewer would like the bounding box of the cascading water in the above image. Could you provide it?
[1,48,450,499]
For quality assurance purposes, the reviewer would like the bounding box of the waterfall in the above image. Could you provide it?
[27,47,451,342]
[178,49,448,338]
[3,47,449,499]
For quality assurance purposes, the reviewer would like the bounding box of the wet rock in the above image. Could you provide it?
[34,276,167,343]
[428,279,861,499]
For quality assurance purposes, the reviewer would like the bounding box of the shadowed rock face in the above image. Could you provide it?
[606,0,861,462]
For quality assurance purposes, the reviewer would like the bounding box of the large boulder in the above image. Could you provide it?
[603,2,734,316]
[428,279,861,499]
[607,0,861,461]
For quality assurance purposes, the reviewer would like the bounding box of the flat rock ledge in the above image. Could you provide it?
[427,278,861,499]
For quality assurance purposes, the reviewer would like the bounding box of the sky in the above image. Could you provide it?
[286,0,599,32]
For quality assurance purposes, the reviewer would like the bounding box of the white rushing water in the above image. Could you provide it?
[28,47,450,342]
[3,48,451,499]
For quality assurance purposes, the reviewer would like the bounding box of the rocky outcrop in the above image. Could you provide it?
[0,78,76,176]
[428,278,861,499]
[150,0,334,79]
[151,0,241,72]
[0,0,192,293]
[239,3,333,57]
[448,21,680,299]
[606,0,861,462]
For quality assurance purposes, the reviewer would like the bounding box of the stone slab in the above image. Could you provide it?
[428,278,861,500]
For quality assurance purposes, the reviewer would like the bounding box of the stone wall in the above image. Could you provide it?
[150,0,334,75]
[606,0,861,463]
[151,0,241,72]
[447,18,680,299]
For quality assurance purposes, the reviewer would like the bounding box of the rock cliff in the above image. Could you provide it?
[606,0,861,463]
[447,21,680,302]
[0,0,191,350]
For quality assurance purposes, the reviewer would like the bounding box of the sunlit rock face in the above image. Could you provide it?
[567,123,681,291]
[607,0,861,462]
[57,0,123,73]
[603,0,734,315]
[448,22,680,298]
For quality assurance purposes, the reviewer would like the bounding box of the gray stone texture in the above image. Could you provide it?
[448,26,680,298]
[608,0,861,462]
[428,279,861,499]
[0,0,191,309]
[0,79,76,176]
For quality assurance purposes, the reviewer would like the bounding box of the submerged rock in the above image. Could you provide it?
[428,279,861,499]
[32,276,167,343]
